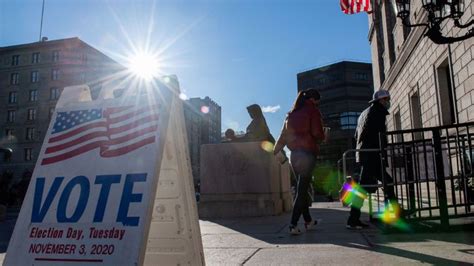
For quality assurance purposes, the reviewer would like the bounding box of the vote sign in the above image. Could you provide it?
[5,84,172,265]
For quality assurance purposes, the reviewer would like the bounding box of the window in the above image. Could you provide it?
[393,110,402,142]
[27,108,36,121]
[8,92,17,104]
[52,50,60,62]
[7,110,15,122]
[354,72,369,80]
[24,148,33,161]
[51,69,60,80]
[81,54,87,64]
[50,87,61,100]
[31,71,39,83]
[410,91,423,140]
[5,129,14,141]
[386,3,397,66]
[29,90,38,102]
[315,77,327,85]
[436,58,456,125]
[32,52,40,63]
[340,112,361,130]
[11,55,19,66]
[402,26,411,42]
[26,128,36,140]
[10,73,19,85]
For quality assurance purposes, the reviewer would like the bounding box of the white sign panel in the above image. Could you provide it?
[5,80,173,265]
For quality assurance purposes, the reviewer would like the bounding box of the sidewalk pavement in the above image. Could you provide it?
[0,203,473,265]
[201,202,474,265]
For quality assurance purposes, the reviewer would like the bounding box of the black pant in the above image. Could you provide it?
[290,150,316,226]
[348,165,396,223]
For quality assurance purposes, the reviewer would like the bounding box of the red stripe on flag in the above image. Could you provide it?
[45,131,108,153]
[108,115,159,135]
[341,0,349,12]
[49,121,107,143]
[107,107,157,124]
[340,0,371,14]
[103,106,133,116]
[42,141,103,165]
[101,136,156,157]
[107,125,158,146]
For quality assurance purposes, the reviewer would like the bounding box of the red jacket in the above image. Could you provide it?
[275,100,325,156]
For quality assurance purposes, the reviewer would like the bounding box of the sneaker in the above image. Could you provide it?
[355,220,370,228]
[400,208,416,218]
[305,219,322,231]
[289,225,302,235]
[346,222,363,230]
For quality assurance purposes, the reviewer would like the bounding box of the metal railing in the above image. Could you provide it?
[379,122,474,227]
[340,122,474,227]
[342,149,381,186]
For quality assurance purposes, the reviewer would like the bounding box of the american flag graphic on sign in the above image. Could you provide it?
[41,105,159,165]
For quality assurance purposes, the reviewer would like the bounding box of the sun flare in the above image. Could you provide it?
[127,53,160,80]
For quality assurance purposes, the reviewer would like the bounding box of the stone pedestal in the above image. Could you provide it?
[198,142,292,218]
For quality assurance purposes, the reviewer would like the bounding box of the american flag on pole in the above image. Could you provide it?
[340,0,372,14]
[41,105,159,165]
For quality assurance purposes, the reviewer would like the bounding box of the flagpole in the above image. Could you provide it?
[39,0,45,41]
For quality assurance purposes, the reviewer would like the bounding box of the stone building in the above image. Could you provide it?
[369,1,473,131]
[183,96,221,187]
[297,61,374,166]
[0,37,123,186]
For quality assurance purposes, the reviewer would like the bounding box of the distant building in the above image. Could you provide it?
[0,37,123,185]
[297,61,374,166]
[183,96,221,187]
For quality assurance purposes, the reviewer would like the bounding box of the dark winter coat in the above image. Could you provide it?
[245,104,275,143]
[354,101,389,164]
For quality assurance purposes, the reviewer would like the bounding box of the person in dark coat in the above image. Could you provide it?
[347,89,398,229]
[244,104,276,143]
[243,104,289,164]
[274,89,325,235]
[223,128,238,142]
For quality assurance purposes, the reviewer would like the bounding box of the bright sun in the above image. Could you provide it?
[128,53,160,80]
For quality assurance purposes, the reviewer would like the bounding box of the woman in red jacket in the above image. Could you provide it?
[274,89,325,235]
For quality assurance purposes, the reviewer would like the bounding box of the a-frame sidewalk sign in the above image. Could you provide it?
[4,75,205,265]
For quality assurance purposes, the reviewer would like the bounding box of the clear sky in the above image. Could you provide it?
[0,0,371,139]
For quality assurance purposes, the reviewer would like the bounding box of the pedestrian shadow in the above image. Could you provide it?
[200,204,474,265]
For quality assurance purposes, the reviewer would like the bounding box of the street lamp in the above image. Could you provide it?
[393,0,473,44]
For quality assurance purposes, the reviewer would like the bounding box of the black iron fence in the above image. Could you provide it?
[373,122,474,227]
